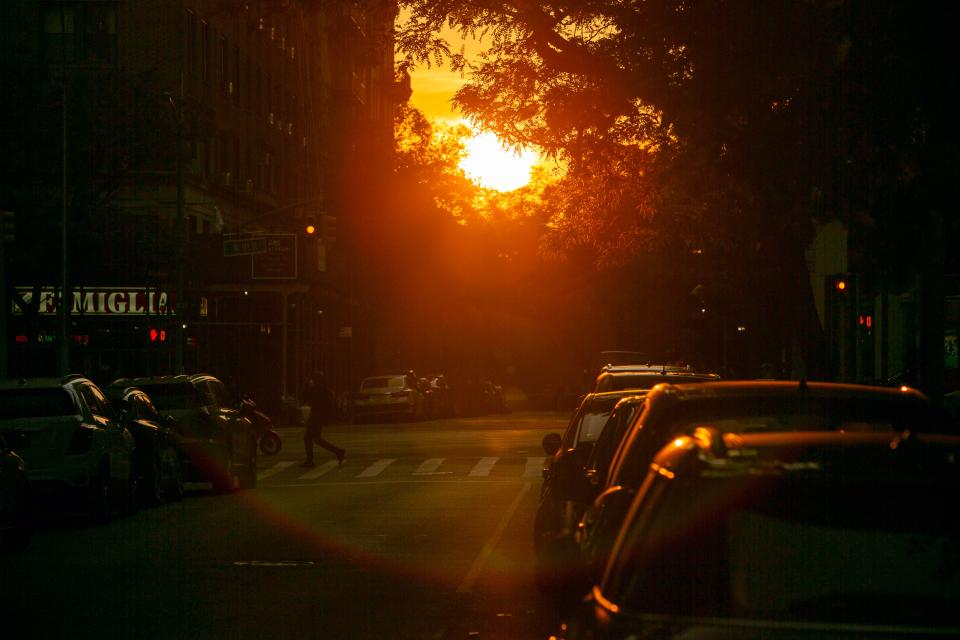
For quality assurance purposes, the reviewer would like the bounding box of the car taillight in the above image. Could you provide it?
[67,426,95,454]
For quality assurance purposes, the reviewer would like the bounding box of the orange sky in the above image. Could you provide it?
[400,14,481,126]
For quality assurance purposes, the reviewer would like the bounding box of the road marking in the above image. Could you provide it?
[233,560,315,567]
[257,461,295,480]
[468,457,498,476]
[457,481,532,593]
[298,461,338,479]
[357,458,396,478]
[523,457,546,477]
[413,458,445,475]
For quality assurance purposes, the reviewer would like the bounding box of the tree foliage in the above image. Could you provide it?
[397,0,959,374]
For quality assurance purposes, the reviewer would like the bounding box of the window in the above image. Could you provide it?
[79,384,115,420]
[0,389,77,419]
[42,3,116,64]
[200,20,210,83]
[185,10,197,75]
[232,44,239,103]
[219,36,228,95]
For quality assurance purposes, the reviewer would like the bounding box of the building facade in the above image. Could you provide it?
[0,0,401,412]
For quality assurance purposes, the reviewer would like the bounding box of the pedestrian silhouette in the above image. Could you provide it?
[301,375,346,467]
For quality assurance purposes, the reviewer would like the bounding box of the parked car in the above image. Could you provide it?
[108,374,257,492]
[556,428,960,639]
[0,375,137,522]
[0,432,31,550]
[104,385,184,504]
[353,372,425,422]
[593,364,719,392]
[534,390,645,592]
[576,379,959,587]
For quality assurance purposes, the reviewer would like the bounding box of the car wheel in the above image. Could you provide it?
[238,454,257,490]
[88,462,113,524]
[212,449,235,494]
[161,447,184,501]
[142,454,163,507]
[1,488,32,551]
[258,431,282,456]
[121,464,139,516]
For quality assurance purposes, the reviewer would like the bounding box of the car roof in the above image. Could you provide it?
[649,379,928,402]
[600,364,694,373]
[110,374,217,387]
[580,390,647,408]
[0,375,88,390]
[653,429,960,480]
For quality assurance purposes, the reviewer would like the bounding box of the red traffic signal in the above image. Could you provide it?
[148,328,167,342]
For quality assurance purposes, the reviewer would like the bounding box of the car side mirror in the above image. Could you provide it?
[585,468,599,486]
[542,433,562,456]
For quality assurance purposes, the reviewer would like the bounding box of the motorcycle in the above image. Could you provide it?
[239,397,282,456]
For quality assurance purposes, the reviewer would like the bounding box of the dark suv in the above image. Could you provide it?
[557,428,960,638]
[108,374,257,492]
[576,380,959,587]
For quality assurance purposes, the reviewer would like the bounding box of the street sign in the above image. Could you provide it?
[252,234,298,279]
[223,236,268,257]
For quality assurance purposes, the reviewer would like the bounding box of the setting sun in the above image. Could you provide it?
[459,131,539,192]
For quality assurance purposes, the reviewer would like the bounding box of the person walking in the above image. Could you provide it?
[301,375,346,467]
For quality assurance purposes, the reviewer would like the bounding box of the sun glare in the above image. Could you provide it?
[460,131,539,192]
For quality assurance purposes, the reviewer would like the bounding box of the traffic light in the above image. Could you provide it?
[304,218,317,236]
[148,327,167,342]
[828,273,852,297]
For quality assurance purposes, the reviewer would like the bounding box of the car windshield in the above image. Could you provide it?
[612,468,960,626]
[134,383,201,410]
[0,388,78,419]
[362,376,404,390]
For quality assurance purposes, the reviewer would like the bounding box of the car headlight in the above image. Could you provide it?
[67,426,96,454]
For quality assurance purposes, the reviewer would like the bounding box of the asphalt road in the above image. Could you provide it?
[1,411,570,639]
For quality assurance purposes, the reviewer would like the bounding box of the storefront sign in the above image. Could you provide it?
[12,287,172,316]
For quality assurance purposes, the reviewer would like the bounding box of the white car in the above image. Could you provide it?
[353,373,424,422]
[0,375,137,522]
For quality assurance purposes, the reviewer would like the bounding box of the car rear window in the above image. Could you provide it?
[133,383,201,410]
[614,470,960,625]
[598,374,717,392]
[0,388,78,418]
[361,376,404,390]
[665,394,954,434]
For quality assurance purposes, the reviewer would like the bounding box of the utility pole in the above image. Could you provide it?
[174,72,185,374]
[60,80,70,376]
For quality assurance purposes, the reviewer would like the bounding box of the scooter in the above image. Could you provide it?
[240,397,282,455]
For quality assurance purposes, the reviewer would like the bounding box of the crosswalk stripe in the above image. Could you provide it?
[357,458,396,478]
[298,460,338,479]
[258,461,296,480]
[413,458,445,475]
[523,457,546,477]
[469,457,499,477]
